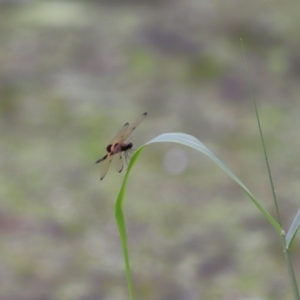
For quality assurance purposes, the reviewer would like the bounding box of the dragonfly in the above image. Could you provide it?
[96,112,147,180]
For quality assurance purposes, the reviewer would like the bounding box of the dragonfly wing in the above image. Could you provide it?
[100,154,113,180]
[121,112,147,142]
[110,123,129,144]
[113,152,123,173]
[97,112,146,180]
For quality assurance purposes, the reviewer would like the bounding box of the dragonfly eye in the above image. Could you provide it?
[106,144,112,152]
[128,142,133,149]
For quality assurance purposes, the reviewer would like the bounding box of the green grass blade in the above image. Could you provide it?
[241,38,282,229]
[286,209,300,249]
[115,132,283,299]
[114,147,144,300]
[145,133,282,233]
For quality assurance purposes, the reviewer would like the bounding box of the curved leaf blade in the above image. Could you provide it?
[142,133,282,233]
[115,132,283,299]
[286,209,300,249]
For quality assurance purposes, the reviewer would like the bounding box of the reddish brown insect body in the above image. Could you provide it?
[96,113,147,180]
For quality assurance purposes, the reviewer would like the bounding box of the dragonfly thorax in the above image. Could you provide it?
[106,142,133,154]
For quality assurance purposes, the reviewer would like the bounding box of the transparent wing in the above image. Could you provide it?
[110,123,129,144]
[121,112,147,142]
[98,112,147,180]
[100,154,113,180]
[113,152,123,173]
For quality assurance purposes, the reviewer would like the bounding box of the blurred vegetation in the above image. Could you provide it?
[1,1,300,299]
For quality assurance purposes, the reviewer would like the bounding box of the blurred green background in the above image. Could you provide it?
[1,1,300,299]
